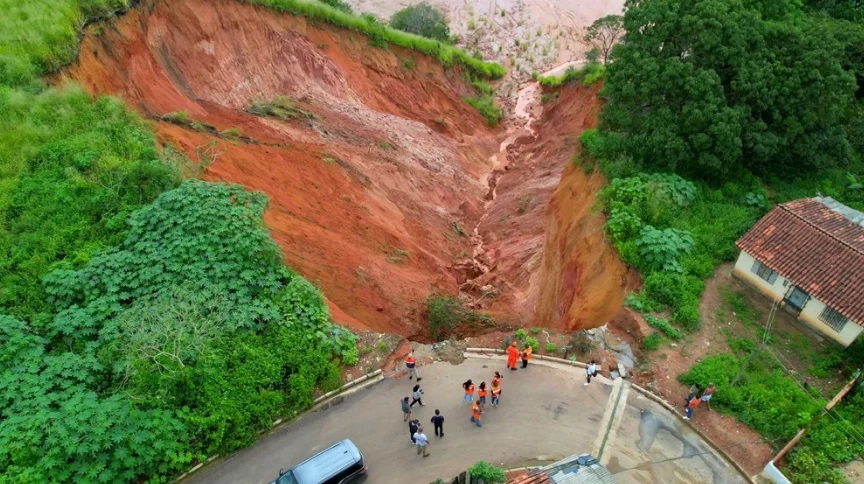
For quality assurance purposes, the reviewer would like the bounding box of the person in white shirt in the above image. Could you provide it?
[585,360,598,386]
[413,428,430,457]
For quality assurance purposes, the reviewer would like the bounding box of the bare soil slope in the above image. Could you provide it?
[59,0,628,335]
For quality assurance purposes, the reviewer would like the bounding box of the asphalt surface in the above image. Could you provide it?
[184,357,746,483]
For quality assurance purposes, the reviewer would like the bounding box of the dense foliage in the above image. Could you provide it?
[389,2,451,42]
[601,0,858,181]
[1,182,355,480]
[244,0,504,79]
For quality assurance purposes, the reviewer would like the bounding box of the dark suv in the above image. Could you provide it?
[270,439,367,484]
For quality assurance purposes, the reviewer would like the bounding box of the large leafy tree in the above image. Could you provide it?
[601,0,856,180]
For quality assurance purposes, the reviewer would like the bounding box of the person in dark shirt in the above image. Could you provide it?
[430,409,444,438]
[408,419,421,443]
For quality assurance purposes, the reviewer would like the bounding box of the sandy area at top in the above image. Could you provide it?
[348,0,625,87]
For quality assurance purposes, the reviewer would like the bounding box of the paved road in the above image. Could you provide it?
[185,357,745,483]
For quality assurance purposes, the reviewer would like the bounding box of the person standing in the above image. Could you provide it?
[462,379,475,403]
[477,382,488,408]
[405,350,421,381]
[414,427,430,457]
[470,400,483,427]
[401,396,412,421]
[521,344,533,368]
[490,378,501,408]
[701,383,716,411]
[408,418,420,443]
[410,384,425,407]
[585,360,598,385]
[684,394,701,420]
[507,341,519,371]
[431,409,445,438]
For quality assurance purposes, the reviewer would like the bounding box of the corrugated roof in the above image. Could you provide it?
[507,455,616,484]
[736,197,864,327]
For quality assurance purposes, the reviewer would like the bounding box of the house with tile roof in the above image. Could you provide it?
[734,196,864,347]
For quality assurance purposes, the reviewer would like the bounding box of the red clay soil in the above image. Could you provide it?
[57,0,630,336]
[468,84,634,330]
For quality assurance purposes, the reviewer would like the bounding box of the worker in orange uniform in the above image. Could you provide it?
[506,341,519,371]
[405,350,421,381]
[477,382,488,409]
[490,371,502,407]
[462,379,475,403]
[470,400,483,427]
[521,344,533,368]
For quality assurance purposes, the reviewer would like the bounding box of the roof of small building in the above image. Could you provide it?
[736,197,864,327]
[507,455,616,484]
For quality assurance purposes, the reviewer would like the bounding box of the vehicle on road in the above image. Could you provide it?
[270,439,367,484]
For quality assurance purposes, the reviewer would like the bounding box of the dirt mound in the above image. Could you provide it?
[58,0,630,335]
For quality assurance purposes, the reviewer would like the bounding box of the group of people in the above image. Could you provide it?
[684,383,717,420]
[461,371,504,427]
[505,341,533,370]
[401,350,439,458]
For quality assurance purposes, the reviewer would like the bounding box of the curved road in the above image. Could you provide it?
[185,356,746,484]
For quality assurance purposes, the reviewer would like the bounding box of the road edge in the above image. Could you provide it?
[175,369,384,482]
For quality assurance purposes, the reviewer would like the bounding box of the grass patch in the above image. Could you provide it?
[249,96,315,121]
[465,96,502,126]
[538,63,605,88]
[243,0,504,79]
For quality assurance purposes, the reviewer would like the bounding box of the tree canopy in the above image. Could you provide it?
[389,2,450,42]
[601,0,857,181]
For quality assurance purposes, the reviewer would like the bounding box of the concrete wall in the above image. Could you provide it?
[732,251,863,347]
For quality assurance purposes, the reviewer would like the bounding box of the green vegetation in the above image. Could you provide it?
[538,63,605,88]
[468,460,507,483]
[426,295,493,341]
[244,0,504,79]
[600,0,860,182]
[390,2,450,42]
[249,96,315,120]
[644,315,681,340]
[545,342,557,353]
[642,332,662,351]
[2,181,358,480]
[680,353,864,483]
[465,96,502,126]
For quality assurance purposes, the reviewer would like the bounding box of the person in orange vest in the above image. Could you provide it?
[405,350,421,381]
[477,382,488,409]
[521,344,533,368]
[462,379,475,403]
[490,371,502,407]
[684,394,701,420]
[506,341,519,371]
[470,400,483,427]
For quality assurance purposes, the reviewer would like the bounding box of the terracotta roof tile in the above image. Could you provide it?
[736,198,864,327]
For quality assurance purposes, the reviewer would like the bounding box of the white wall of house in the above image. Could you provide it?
[732,251,863,347]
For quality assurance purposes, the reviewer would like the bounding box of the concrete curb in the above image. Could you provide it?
[175,369,384,482]
[466,348,756,484]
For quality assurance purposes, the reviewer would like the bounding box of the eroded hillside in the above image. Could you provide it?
[58,0,630,336]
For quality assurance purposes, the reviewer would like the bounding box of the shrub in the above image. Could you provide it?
[635,226,695,273]
[546,342,557,353]
[524,336,539,353]
[389,2,450,41]
[319,0,351,12]
[568,331,594,355]
[465,96,502,126]
[469,461,506,483]
[515,328,527,341]
[427,295,492,341]
[642,332,662,350]
[643,272,704,309]
[644,314,681,340]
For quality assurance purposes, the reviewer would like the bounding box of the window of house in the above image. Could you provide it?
[819,306,849,332]
[750,260,778,284]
